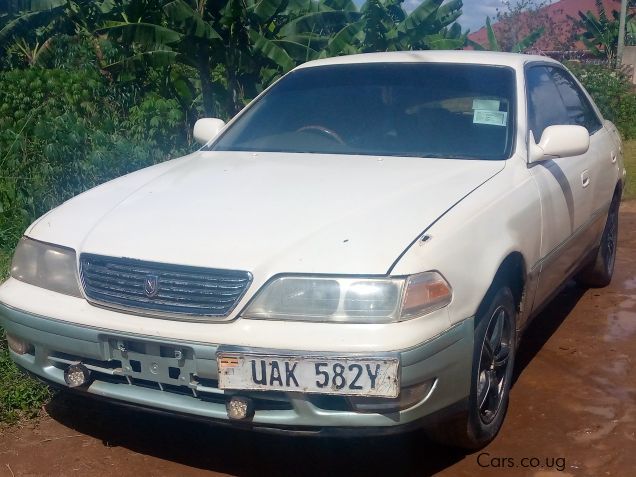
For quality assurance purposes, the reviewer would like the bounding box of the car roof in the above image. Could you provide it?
[295,50,561,71]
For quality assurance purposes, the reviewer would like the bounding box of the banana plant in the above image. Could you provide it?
[577,0,635,65]
[99,0,361,115]
[9,37,58,66]
[3,0,470,118]
[323,0,467,56]
[98,0,222,115]
[0,0,118,71]
[0,0,66,51]
[468,16,544,53]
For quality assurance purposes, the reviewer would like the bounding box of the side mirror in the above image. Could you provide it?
[193,118,226,145]
[528,125,590,163]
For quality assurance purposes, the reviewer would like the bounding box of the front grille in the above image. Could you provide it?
[80,254,251,318]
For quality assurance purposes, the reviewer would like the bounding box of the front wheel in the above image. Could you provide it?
[427,287,517,449]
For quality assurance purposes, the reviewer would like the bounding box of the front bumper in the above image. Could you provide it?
[0,303,473,435]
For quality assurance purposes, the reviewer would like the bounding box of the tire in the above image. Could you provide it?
[576,193,620,288]
[427,287,517,449]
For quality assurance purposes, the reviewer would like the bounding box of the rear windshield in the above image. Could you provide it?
[210,63,516,160]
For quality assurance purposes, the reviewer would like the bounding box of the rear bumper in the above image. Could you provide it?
[0,303,473,435]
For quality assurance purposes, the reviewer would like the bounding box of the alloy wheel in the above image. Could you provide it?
[476,306,513,425]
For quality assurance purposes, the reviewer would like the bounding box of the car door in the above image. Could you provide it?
[549,66,619,223]
[525,65,596,306]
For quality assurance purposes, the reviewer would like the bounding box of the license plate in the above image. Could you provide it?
[218,354,400,398]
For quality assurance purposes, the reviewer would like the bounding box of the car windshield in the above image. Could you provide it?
[209,63,516,160]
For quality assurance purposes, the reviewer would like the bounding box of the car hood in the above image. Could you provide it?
[28,151,504,275]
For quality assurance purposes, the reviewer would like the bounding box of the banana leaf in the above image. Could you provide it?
[104,49,180,75]
[435,0,462,24]
[100,21,182,46]
[320,0,357,12]
[27,0,66,11]
[163,0,220,40]
[512,26,544,53]
[279,10,361,37]
[250,30,296,72]
[327,20,363,55]
[252,0,288,22]
[0,7,62,47]
[399,0,444,34]
[423,33,464,50]
[467,38,486,51]
[272,39,319,61]
[486,17,499,51]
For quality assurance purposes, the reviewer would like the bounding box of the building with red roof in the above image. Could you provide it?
[467,0,626,53]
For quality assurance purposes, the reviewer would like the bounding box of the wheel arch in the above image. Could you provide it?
[615,180,623,200]
[475,252,527,329]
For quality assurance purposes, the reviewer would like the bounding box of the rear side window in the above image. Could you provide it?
[526,66,568,141]
[548,67,602,134]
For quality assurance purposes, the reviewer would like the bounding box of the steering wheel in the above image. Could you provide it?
[296,125,345,145]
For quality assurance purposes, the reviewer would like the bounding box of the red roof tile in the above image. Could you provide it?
[467,0,625,52]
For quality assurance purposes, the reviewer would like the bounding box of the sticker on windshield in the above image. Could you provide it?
[472,99,501,111]
[473,109,508,127]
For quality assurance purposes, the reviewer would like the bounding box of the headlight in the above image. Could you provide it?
[10,237,82,297]
[242,271,451,323]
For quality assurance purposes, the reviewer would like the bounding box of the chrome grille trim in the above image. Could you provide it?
[80,254,252,320]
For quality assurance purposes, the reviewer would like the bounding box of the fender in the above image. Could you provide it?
[389,154,542,330]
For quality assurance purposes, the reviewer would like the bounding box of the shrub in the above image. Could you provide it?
[0,67,191,253]
[0,251,51,423]
[0,329,52,424]
[125,93,186,149]
[0,62,193,424]
[567,62,636,140]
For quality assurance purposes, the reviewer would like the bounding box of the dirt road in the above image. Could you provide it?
[1,204,635,477]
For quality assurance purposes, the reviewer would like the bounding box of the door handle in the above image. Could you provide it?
[611,151,617,163]
[581,170,591,188]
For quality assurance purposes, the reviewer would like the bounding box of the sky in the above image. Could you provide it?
[453,0,503,32]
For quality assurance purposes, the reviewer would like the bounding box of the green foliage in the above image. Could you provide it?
[2,0,470,118]
[0,65,189,253]
[0,39,193,424]
[511,25,544,53]
[567,62,636,140]
[94,0,467,115]
[0,249,9,281]
[577,0,635,64]
[125,93,185,148]
[485,17,499,51]
[468,16,544,53]
[333,0,467,54]
[624,140,636,200]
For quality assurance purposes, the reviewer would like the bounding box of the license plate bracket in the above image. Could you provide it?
[108,338,195,385]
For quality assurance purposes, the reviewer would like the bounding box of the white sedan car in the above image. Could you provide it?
[0,51,624,448]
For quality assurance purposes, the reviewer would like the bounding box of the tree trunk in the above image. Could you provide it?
[197,45,216,117]
[226,68,241,117]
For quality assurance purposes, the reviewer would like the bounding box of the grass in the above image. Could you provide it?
[0,251,8,281]
[0,250,51,425]
[624,140,636,201]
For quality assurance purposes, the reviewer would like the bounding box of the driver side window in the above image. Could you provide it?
[526,65,569,142]
[548,67,602,134]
